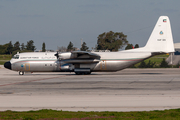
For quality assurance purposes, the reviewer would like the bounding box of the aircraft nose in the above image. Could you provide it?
[4,61,11,70]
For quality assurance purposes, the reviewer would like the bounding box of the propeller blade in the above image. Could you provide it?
[54,51,59,59]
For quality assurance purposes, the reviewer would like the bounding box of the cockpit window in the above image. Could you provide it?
[13,55,19,59]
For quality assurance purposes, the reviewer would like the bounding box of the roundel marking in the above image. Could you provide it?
[160,31,163,35]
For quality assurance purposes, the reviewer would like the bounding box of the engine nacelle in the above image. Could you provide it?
[60,64,74,71]
[58,52,77,60]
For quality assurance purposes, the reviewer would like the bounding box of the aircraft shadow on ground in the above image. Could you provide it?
[140,73,162,75]
[4,71,163,76]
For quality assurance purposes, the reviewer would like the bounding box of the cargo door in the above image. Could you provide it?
[25,63,30,71]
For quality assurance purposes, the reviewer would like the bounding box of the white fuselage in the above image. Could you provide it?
[9,51,152,73]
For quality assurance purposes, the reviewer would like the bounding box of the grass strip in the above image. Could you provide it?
[0,109,180,119]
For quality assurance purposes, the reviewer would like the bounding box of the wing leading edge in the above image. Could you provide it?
[71,51,100,59]
[65,51,100,64]
[55,51,101,64]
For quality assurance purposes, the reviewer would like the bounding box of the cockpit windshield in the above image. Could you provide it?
[13,55,19,59]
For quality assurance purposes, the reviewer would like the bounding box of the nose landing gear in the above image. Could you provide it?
[19,71,24,75]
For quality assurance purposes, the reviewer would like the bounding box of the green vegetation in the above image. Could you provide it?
[80,42,89,51]
[125,43,134,50]
[0,55,11,60]
[132,54,171,68]
[125,43,139,50]
[0,55,11,65]
[42,42,46,52]
[67,41,74,52]
[0,40,36,55]
[0,109,180,119]
[97,31,128,51]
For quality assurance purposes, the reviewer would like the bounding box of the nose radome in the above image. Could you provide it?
[4,61,11,70]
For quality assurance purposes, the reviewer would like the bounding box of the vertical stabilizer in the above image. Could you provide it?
[144,16,174,53]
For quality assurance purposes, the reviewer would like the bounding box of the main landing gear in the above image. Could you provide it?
[75,72,91,75]
[19,71,24,75]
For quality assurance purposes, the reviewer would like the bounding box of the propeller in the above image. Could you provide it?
[54,51,59,59]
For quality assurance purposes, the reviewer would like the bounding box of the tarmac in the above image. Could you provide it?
[0,65,180,112]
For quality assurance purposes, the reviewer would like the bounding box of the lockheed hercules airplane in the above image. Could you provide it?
[4,16,174,75]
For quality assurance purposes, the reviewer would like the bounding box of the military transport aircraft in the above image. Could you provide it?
[4,16,174,75]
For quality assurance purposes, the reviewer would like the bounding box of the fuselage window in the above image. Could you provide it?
[45,64,47,66]
[13,55,19,59]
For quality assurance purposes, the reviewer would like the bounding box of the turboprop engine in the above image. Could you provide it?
[54,52,77,60]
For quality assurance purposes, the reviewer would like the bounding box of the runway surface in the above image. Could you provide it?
[0,65,180,111]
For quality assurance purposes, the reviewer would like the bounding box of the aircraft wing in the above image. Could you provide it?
[71,51,100,59]
[63,59,100,64]
[60,51,101,64]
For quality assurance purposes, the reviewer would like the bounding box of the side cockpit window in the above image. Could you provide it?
[13,55,19,59]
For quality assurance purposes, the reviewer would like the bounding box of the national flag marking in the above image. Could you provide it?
[163,19,167,22]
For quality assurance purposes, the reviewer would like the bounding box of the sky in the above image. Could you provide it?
[0,0,180,51]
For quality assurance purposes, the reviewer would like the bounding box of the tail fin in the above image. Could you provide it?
[144,16,174,53]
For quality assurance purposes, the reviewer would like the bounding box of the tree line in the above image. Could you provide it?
[0,40,36,55]
[60,41,89,52]
[0,31,140,55]
[60,31,139,52]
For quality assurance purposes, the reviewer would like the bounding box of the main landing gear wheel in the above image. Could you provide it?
[75,72,91,75]
[19,71,24,75]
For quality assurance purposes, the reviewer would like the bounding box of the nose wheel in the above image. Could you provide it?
[19,71,24,75]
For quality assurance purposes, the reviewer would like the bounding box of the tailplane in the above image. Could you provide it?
[144,16,174,53]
